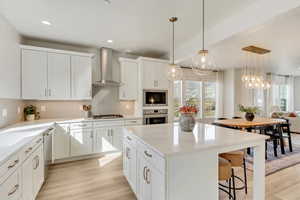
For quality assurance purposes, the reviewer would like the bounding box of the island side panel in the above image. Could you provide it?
[166,150,219,200]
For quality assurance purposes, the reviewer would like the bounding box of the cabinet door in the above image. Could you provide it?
[22,49,48,99]
[123,141,130,180]
[47,53,71,99]
[111,127,123,151]
[71,56,92,99]
[120,60,138,100]
[142,60,169,90]
[94,128,114,153]
[70,129,93,156]
[32,145,44,198]
[155,62,169,89]
[142,60,156,89]
[149,166,165,200]
[22,153,34,200]
[53,124,70,160]
[137,154,151,200]
[0,169,22,200]
[128,144,137,194]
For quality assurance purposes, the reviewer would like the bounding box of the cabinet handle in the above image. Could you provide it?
[25,147,33,154]
[7,160,19,169]
[36,138,42,144]
[126,147,130,159]
[8,184,19,196]
[45,88,47,97]
[77,124,88,127]
[144,150,152,158]
[143,166,147,182]
[146,168,151,184]
[49,89,51,96]
[33,155,39,170]
[126,136,132,141]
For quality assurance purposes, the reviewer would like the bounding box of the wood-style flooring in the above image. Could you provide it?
[37,135,300,200]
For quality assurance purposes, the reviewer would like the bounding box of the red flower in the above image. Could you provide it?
[179,105,198,114]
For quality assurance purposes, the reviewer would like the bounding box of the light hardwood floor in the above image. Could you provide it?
[37,135,300,200]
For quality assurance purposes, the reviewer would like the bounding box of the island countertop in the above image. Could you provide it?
[126,122,269,156]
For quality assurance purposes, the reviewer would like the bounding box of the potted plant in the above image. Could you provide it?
[238,104,259,121]
[179,104,198,132]
[24,105,37,121]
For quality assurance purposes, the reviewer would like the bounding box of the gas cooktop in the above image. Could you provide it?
[92,114,123,119]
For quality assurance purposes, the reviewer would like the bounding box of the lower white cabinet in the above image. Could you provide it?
[94,127,123,153]
[70,129,93,157]
[22,144,44,200]
[123,140,137,194]
[53,124,70,160]
[0,169,22,200]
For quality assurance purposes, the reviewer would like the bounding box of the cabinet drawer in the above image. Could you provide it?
[0,153,20,182]
[94,120,124,128]
[70,122,93,130]
[0,169,21,200]
[137,141,165,174]
[21,136,43,162]
[124,119,142,126]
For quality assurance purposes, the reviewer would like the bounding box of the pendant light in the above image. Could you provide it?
[192,0,215,75]
[166,17,182,81]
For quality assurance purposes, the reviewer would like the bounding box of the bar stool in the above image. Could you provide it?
[220,151,247,195]
[219,157,236,199]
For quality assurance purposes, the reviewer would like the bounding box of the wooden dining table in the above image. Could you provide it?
[214,118,286,129]
[214,118,287,154]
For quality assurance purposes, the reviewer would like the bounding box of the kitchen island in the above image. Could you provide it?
[123,122,268,200]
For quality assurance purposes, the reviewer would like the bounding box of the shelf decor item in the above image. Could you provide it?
[24,105,37,121]
[82,105,92,118]
[179,105,198,132]
[238,104,259,122]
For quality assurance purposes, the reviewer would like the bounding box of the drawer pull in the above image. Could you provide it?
[8,160,19,169]
[8,184,19,196]
[33,155,40,170]
[36,138,42,144]
[77,124,88,127]
[25,147,33,154]
[126,136,132,141]
[146,168,151,184]
[144,150,152,158]
[143,166,147,181]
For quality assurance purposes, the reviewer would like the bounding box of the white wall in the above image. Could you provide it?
[0,15,24,128]
[222,69,235,118]
[294,76,300,111]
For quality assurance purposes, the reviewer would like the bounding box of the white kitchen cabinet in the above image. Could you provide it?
[124,141,137,194]
[47,52,71,99]
[140,58,169,90]
[111,127,123,151]
[22,144,44,200]
[94,128,114,153]
[0,169,22,200]
[22,49,48,99]
[119,58,138,100]
[71,55,92,100]
[70,129,93,157]
[53,124,70,160]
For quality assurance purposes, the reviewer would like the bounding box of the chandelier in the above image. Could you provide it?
[166,17,182,81]
[192,0,216,75]
[241,46,271,89]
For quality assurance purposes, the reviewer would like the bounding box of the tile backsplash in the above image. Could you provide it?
[0,99,24,128]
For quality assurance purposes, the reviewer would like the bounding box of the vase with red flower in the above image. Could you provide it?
[179,105,198,132]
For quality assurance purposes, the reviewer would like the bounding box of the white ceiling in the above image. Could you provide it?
[0,0,257,57]
[180,6,300,76]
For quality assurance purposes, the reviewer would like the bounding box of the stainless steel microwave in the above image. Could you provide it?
[143,90,168,107]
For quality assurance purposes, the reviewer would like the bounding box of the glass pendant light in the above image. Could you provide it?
[192,0,215,75]
[166,17,182,81]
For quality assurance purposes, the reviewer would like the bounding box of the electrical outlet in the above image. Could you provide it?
[41,106,46,112]
[17,107,21,114]
[2,109,7,118]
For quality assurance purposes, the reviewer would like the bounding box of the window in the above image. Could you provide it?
[203,82,216,118]
[272,84,288,112]
[173,80,217,118]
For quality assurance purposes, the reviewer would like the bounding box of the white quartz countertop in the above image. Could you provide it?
[0,116,142,166]
[126,122,269,156]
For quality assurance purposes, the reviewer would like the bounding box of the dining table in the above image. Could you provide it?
[214,117,287,154]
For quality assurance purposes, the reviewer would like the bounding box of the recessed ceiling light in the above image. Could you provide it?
[42,20,51,26]
[107,40,113,43]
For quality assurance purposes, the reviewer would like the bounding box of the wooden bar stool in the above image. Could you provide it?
[219,157,236,200]
[220,151,248,195]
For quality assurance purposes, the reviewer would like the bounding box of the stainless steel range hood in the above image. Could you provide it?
[94,48,121,87]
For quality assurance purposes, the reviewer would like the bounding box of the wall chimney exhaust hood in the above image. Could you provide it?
[93,48,121,87]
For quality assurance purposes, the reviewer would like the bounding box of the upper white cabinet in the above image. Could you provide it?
[119,58,138,100]
[47,53,71,99]
[71,56,92,99]
[21,45,93,100]
[22,49,48,99]
[139,58,169,90]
